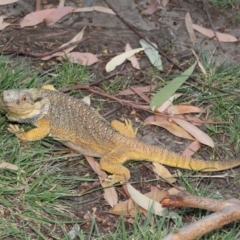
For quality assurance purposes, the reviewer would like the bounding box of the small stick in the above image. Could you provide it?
[202,0,225,53]
[1,37,89,58]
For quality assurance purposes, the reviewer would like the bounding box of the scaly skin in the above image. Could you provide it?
[1,86,240,184]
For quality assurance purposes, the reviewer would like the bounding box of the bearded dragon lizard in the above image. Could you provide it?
[1,85,239,184]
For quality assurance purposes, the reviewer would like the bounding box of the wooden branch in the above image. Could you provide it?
[161,191,240,240]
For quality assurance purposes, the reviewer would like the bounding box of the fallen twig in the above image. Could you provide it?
[2,37,89,58]
[60,84,228,125]
[202,0,225,53]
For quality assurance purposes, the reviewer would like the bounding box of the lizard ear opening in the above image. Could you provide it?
[30,96,51,122]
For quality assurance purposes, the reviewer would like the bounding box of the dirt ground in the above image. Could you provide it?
[0,0,240,238]
[1,0,240,65]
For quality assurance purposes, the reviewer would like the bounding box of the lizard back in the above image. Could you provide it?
[39,89,125,155]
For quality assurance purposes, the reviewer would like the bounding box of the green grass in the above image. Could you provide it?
[208,0,240,7]
[0,56,94,239]
[0,55,240,239]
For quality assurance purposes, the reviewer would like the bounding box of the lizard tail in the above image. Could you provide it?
[129,140,240,172]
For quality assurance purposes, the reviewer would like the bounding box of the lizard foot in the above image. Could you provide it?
[7,124,24,135]
[111,119,137,138]
[104,174,126,186]
[124,119,138,138]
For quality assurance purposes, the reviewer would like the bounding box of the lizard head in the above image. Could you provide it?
[0,89,50,124]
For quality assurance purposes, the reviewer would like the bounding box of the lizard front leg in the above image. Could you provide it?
[41,84,57,91]
[8,118,51,141]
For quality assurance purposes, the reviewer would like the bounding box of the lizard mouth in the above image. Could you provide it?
[0,94,35,114]
[0,95,10,113]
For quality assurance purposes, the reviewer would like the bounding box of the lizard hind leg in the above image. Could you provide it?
[99,149,130,185]
[111,119,137,138]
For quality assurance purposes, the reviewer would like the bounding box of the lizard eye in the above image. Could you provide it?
[22,95,28,101]
[20,94,33,104]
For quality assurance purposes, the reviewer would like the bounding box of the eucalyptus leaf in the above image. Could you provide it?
[139,39,163,71]
[150,62,196,111]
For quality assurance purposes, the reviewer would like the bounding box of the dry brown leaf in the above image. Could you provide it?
[122,184,130,197]
[85,155,105,180]
[93,6,116,15]
[162,0,169,7]
[127,198,136,217]
[85,156,118,207]
[20,9,56,27]
[140,186,168,217]
[173,114,202,126]
[185,12,196,44]
[44,6,74,26]
[156,93,182,112]
[110,186,167,217]
[146,186,168,202]
[58,0,65,8]
[0,22,10,30]
[103,186,118,208]
[146,118,195,140]
[106,48,144,72]
[73,7,94,12]
[109,200,131,216]
[173,118,214,147]
[126,183,167,216]
[57,26,85,48]
[167,105,204,115]
[182,140,201,157]
[130,87,150,103]
[152,163,177,183]
[144,115,168,125]
[62,52,98,65]
[142,0,158,15]
[184,115,215,125]
[109,198,136,217]
[0,162,24,173]
[117,85,157,96]
[0,0,18,5]
[125,43,140,70]
[193,24,238,42]
[21,6,73,28]
[0,15,10,30]
[42,27,86,60]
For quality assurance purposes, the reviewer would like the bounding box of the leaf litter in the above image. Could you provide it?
[1,1,236,238]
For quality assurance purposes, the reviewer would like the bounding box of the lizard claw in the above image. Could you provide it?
[103,174,125,186]
[7,124,24,134]
[124,119,138,137]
